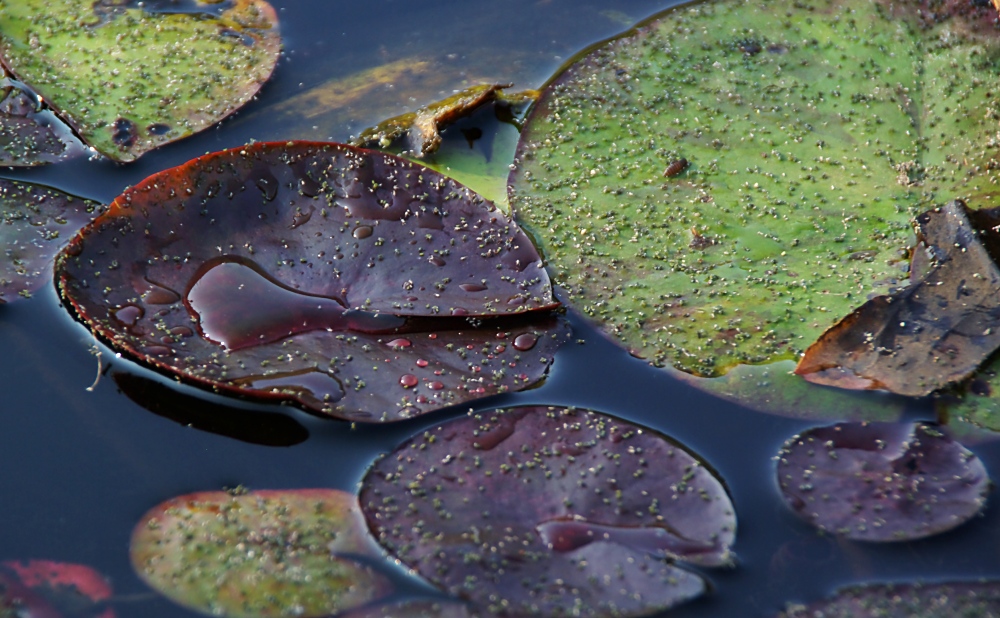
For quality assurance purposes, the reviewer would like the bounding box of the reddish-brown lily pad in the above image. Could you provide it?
[360,406,736,617]
[131,489,391,618]
[0,559,115,618]
[777,581,1000,618]
[797,201,1000,397]
[1,178,101,303]
[776,422,989,541]
[0,79,84,166]
[56,141,565,422]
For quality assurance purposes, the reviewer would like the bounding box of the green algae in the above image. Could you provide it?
[0,0,280,162]
[130,489,391,617]
[509,0,1000,397]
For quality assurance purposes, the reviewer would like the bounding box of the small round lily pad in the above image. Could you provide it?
[361,405,736,617]
[0,178,101,303]
[130,489,391,618]
[775,422,990,541]
[0,559,115,618]
[56,141,568,422]
[0,0,281,162]
[777,581,1000,618]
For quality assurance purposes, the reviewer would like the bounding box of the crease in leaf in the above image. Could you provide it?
[0,178,102,303]
[508,0,1000,414]
[130,489,391,618]
[797,200,1000,397]
[0,0,281,162]
[776,422,990,542]
[56,141,568,422]
[360,405,736,617]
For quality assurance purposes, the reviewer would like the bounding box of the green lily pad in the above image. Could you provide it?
[0,0,280,162]
[130,488,391,617]
[509,0,1000,411]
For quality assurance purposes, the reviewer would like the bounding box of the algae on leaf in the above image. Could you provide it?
[0,0,280,162]
[509,0,1000,389]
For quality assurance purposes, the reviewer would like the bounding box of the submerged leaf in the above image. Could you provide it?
[0,560,115,618]
[56,141,566,422]
[130,489,390,618]
[360,406,736,617]
[797,201,1000,397]
[354,84,514,157]
[776,422,989,541]
[0,179,101,303]
[509,0,1000,403]
[777,581,1000,618]
[0,0,281,162]
[0,78,84,166]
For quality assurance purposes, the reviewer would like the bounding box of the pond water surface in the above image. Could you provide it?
[2,1,1000,617]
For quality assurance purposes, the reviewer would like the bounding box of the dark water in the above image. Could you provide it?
[2,1,1000,617]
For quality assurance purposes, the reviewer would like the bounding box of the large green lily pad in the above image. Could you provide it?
[0,0,280,162]
[509,0,1000,411]
[130,489,391,617]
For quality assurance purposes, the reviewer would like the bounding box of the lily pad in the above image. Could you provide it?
[130,488,390,618]
[360,405,736,617]
[56,141,566,422]
[777,581,1000,618]
[341,600,475,618]
[0,0,281,162]
[797,201,1000,396]
[0,559,115,618]
[508,0,1000,398]
[0,78,84,166]
[1,178,101,303]
[775,422,989,541]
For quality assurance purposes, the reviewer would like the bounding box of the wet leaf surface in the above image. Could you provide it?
[360,405,736,617]
[776,581,1000,618]
[0,78,84,166]
[56,141,566,422]
[0,560,115,618]
[0,178,101,303]
[509,0,1000,401]
[130,489,390,618]
[797,201,1000,397]
[340,599,475,618]
[0,0,280,162]
[354,84,514,157]
[112,371,309,447]
[776,422,989,541]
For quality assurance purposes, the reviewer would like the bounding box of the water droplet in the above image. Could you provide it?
[237,369,345,405]
[146,123,171,136]
[429,381,444,390]
[416,359,429,367]
[513,333,538,351]
[387,338,412,348]
[451,307,469,316]
[353,225,373,239]
[429,255,446,267]
[185,256,403,350]
[114,304,143,326]
[400,374,418,388]
[460,283,487,292]
[143,344,173,357]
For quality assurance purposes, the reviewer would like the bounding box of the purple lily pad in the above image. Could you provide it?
[360,406,736,617]
[776,581,1000,618]
[0,80,84,166]
[131,488,391,617]
[340,600,475,618]
[0,559,116,618]
[776,422,990,541]
[1,178,101,303]
[56,141,566,422]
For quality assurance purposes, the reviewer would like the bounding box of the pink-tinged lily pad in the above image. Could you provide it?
[776,581,1000,618]
[360,406,736,617]
[0,559,115,618]
[0,0,281,162]
[130,489,391,618]
[776,422,989,542]
[56,141,566,422]
[1,178,101,303]
[0,79,84,166]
